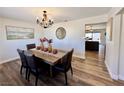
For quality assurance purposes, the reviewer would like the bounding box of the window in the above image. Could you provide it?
[93,33,100,41]
[85,32,101,42]
[85,33,92,39]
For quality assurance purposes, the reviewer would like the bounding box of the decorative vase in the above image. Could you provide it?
[40,42,44,51]
[48,43,52,53]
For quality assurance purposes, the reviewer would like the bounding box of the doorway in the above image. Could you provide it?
[85,22,106,61]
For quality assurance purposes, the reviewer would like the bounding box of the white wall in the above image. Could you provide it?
[0,17,43,63]
[106,14,122,79]
[105,7,123,80]
[0,17,2,62]
[91,24,106,30]
[43,15,107,59]
[1,9,123,81]
[0,15,107,63]
[100,31,106,45]
[119,11,124,80]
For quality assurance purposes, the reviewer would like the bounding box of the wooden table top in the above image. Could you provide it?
[30,48,67,65]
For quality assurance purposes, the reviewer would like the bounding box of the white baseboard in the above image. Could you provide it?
[73,55,85,60]
[110,73,119,80]
[119,75,124,80]
[0,57,19,65]
[105,60,118,80]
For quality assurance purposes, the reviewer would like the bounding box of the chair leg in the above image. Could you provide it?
[25,68,28,80]
[20,65,23,75]
[27,69,30,81]
[64,72,68,85]
[50,65,53,77]
[35,75,39,86]
[71,66,73,75]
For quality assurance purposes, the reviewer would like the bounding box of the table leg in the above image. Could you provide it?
[50,65,53,77]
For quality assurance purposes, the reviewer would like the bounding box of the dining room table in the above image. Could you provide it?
[29,48,67,77]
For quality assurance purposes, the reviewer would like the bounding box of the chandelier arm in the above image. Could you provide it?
[36,10,53,28]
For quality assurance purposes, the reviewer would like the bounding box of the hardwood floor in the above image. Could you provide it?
[85,45,105,61]
[0,57,124,86]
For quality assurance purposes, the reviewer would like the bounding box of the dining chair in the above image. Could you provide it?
[17,49,29,80]
[26,43,36,50]
[24,50,43,86]
[53,49,74,85]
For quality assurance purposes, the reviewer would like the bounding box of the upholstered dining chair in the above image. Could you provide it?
[26,43,36,50]
[24,50,43,86]
[17,49,29,80]
[53,49,74,85]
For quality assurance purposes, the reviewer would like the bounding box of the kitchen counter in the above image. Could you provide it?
[85,41,99,51]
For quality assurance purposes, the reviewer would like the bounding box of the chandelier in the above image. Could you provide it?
[36,11,54,28]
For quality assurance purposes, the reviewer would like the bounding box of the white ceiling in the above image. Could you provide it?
[0,7,111,23]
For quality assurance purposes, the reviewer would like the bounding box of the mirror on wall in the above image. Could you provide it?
[56,27,66,39]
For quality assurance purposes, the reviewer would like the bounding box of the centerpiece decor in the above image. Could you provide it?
[39,37,55,53]
[48,39,53,53]
[40,38,45,51]
[39,37,58,54]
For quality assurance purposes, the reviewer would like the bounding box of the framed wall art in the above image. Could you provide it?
[6,25,34,40]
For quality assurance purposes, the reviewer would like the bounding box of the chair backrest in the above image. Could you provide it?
[24,50,37,70]
[62,48,74,71]
[68,48,74,65]
[26,43,36,50]
[17,49,28,66]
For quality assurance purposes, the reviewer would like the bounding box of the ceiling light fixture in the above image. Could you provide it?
[86,25,93,32]
[36,11,54,28]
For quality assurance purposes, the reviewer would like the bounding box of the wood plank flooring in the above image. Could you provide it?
[85,45,105,61]
[0,57,124,86]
